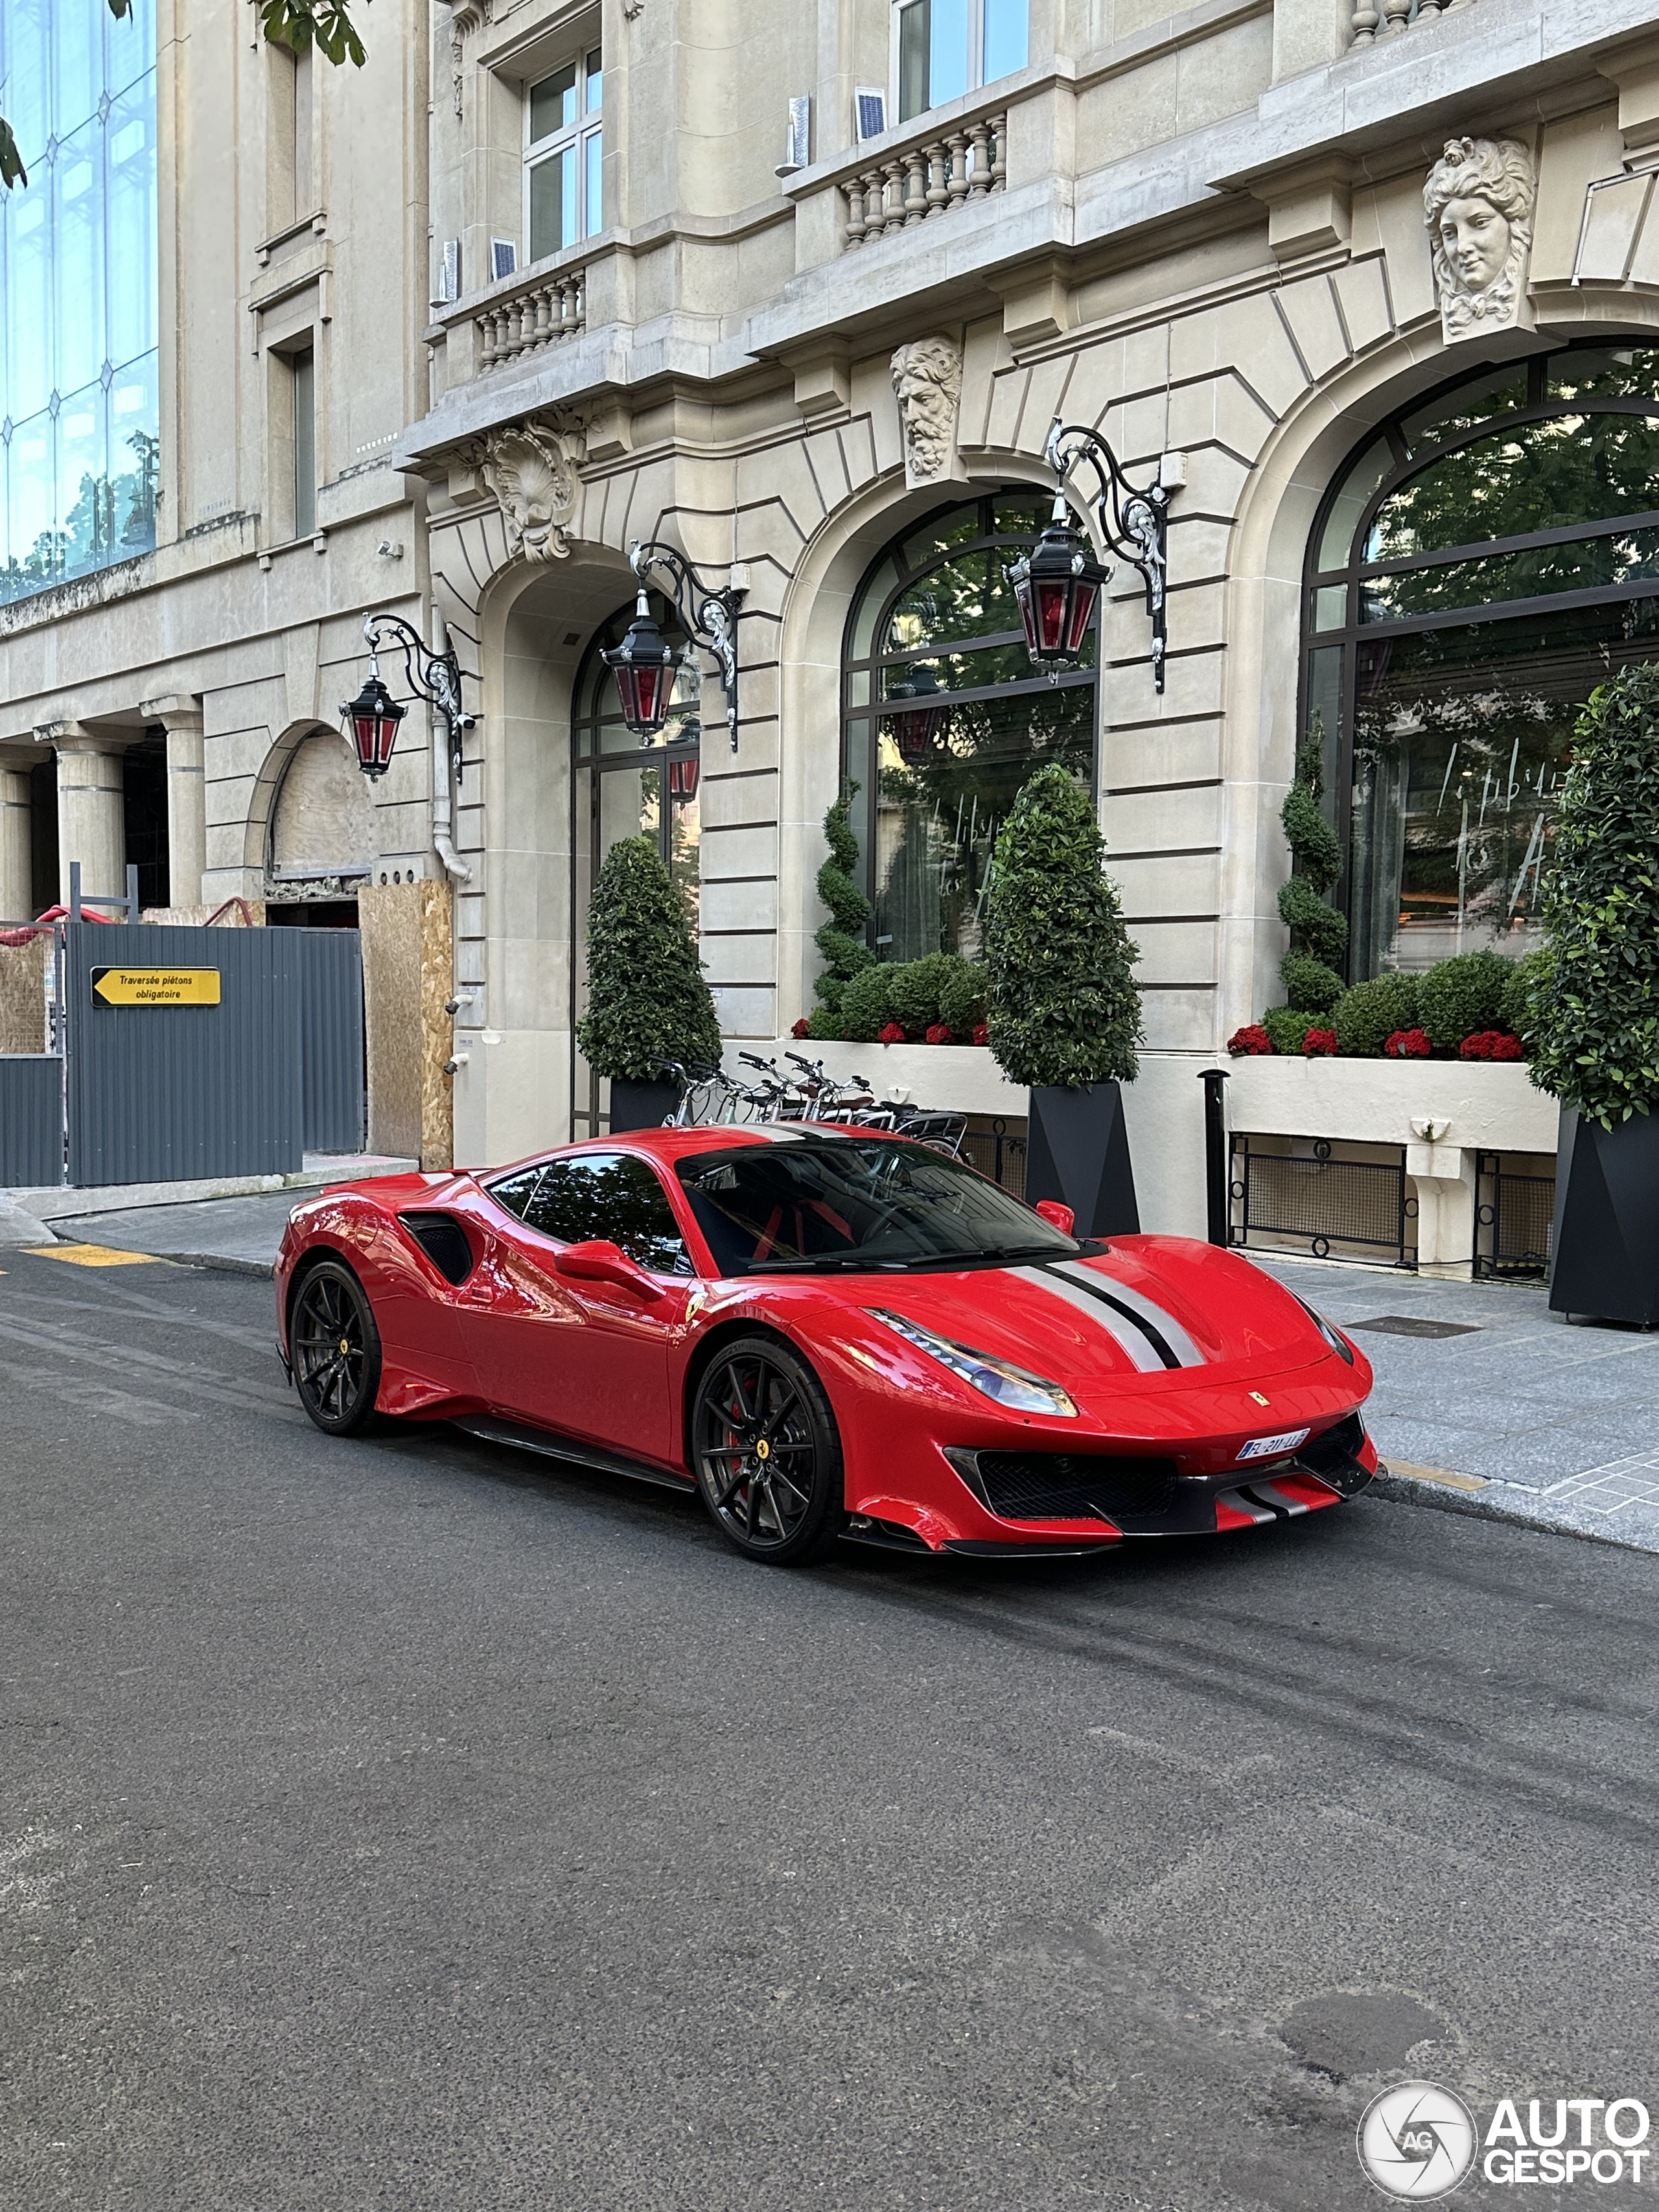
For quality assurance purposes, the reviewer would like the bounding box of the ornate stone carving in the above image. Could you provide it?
[470,415,586,564]
[890,336,964,488]
[1423,136,1536,342]
[445,0,492,121]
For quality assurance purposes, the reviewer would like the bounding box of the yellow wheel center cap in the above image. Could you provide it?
[755,1438,771,1461]
[340,1336,351,1355]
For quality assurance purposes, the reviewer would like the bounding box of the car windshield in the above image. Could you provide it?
[674,1137,1080,1277]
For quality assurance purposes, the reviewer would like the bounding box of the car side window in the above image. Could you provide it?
[520,1154,693,1275]
[487,1165,548,1222]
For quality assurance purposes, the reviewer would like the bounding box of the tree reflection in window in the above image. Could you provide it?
[842,493,1098,964]
[1303,343,1659,979]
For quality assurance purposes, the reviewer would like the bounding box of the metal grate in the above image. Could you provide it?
[1474,1151,1554,1279]
[967,1450,1179,1522]
[1231,1134,1416,1268]
[961,1113,1027,1199]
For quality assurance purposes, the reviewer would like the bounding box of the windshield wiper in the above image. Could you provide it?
[745,1254,916,1273]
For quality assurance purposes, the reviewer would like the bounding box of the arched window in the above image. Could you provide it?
[842,491,1097,963]
[1304,343,1659,979]
[571,592,700,1136]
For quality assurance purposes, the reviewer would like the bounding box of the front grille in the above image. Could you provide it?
[969,1450,1179,1524]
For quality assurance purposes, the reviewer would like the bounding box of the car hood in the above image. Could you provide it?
[811,1235,1354,1398]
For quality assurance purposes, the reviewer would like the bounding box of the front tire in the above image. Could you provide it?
[290,1259,382,1436]
[691,1336,844,1565]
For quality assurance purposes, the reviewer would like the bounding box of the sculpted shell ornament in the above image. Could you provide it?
[470,417,586,564]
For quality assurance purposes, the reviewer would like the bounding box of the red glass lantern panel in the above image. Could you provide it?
[603,600,679,739]
[668,756,700,799]
[1064,579,1098,657]
[340,673,405,780]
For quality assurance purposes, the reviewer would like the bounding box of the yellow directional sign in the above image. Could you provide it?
[91,966,222,1008]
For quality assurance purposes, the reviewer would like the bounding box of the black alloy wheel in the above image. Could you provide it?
[691,1335,844,1565]
[290,1259,383,1436]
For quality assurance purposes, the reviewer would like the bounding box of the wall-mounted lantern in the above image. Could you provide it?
[604,540,747,751]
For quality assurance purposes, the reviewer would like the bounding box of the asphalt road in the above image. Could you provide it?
[4,1248,1658,2212]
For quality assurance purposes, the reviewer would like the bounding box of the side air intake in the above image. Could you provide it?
[399,1211,476,1286]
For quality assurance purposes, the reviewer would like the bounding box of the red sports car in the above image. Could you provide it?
[275,1125,1377,1565]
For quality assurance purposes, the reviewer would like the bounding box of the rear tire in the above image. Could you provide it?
[290,1259,382,1436]
[691,1335,844,1565]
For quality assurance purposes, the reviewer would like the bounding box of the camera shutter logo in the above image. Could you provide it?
[1358,2082,1478,2199]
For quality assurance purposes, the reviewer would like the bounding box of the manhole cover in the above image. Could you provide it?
[1353,1316,1482,1339]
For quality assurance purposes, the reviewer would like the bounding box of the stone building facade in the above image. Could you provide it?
[0,0,450,1155]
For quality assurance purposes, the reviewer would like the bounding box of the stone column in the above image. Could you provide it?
[40,724,126,909]
[0,765,32,923]
[141,694,207,911]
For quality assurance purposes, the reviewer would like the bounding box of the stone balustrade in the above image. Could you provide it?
[842,112,1007,250]
[474,267,586,370]
[1349,0,1476,43]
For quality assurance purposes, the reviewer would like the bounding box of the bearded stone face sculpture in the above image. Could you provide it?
[891,336,964,489]
[473,418,584,562]
[1423,137,1536,343]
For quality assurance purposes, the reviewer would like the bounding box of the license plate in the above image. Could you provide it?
[1238,1428,1310,1461]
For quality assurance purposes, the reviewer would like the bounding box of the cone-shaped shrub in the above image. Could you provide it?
[811,782,874,1018]
[576,835,722,1080]
[983,764,1141,1088]
[1529,666,1659,1125]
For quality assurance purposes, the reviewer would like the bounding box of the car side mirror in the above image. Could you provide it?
[553,1239,658,1296]
[1034,1200,1076,1237]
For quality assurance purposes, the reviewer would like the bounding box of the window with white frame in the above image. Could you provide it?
[894,0,1027,123]
[526,46,602,262]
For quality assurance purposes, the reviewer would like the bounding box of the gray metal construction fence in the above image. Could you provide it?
[0,922,364,1189]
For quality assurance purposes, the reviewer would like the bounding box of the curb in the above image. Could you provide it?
[162,1251,276,1280]
[1372,1466,1659,1558]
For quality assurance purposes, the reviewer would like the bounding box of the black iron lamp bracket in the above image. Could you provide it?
[1044,415,1175,693]
[362,611,477,767]
[629,539,748,751]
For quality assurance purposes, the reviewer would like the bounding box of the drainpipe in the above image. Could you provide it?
[430,611,472,885]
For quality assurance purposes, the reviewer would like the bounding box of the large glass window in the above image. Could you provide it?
[895,0,1027,121]
[0,0,158,607]
[842,491,1097,964]
[526,46,602,262]
[1302,343,1659,979]
[571,596,702,1137]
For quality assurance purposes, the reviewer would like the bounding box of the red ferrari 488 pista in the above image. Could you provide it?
[275,1125,1377,1565]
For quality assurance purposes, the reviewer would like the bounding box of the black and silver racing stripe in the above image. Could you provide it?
[1009,1261,1207,1371]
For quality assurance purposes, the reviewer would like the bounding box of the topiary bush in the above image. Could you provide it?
[838,963,898,1043]
[1528,665,1659,1126]
[888,951,961,1037]
[1417,949,1514,1051]
[1277,720,1348,1010]
[983,764,1141,1088]
[1333,972,1421,1058]
[937,958,989,1038]
[811,782,874,1019]
[1262,1005,1323,1056]
[576,835,723,1080]
[1501,947,1550,1046]
[1280,951,1345,1016]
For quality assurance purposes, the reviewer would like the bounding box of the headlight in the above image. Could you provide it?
[1295,1295,1356,1366]
[868,1309,1078,1418]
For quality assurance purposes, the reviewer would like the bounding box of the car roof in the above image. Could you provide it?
[477,1123,914,1182]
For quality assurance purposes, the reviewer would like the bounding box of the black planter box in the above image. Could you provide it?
[1025,1080,1140,1239]
[608,1077,680,1134]
[1549,1106,1659,1325]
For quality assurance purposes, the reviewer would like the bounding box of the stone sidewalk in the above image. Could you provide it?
[1254,1253,1659,1555]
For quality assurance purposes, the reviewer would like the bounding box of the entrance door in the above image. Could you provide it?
[453,1152,696,1465]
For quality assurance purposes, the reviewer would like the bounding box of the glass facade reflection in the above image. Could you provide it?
[0,0,158,607]
[1303,343,1659,978]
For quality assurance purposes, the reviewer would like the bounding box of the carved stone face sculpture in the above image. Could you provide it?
[474,419,583,562]
[1422,137,1536,342]
[890,336,964,488]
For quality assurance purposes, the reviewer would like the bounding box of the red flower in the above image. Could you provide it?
[791,1016,811,1039]
[1385,1027,1432,1059]
[1303,1028,1339,1057]
[1227,1024,1274,1057]
[878,1022,907,1045]
[972,1023,990,1047]
[924,1023,955,1045]
[1459,1030,1525,1062]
